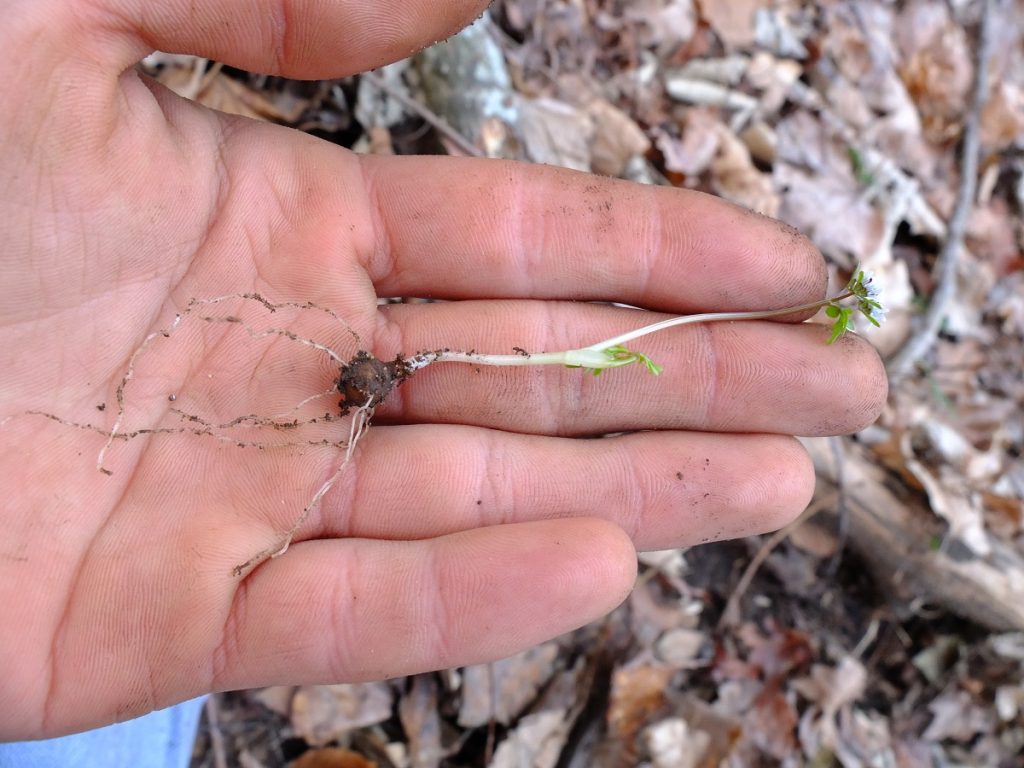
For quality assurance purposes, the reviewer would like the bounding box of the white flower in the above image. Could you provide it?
[862,273,881,301]
[862,301,887,325]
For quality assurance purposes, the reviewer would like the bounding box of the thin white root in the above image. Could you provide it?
[231,397,375,578]
[97,292,355,475]
[197,314,346,365]
[23,410,346,451]
[169,385,338,431]
[98,313,186,474]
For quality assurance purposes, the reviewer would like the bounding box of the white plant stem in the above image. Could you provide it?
[404,292,853,373]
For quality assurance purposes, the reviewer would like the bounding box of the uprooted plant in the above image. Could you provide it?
[259,268,883,576]
[338,268,887,411]
[11,270,885,577]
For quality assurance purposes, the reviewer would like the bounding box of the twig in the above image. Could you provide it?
[823,436,847,577]
[717,491,839,630]
[362,72,483,158]
[886,0,996,382]
[205,695,229,768]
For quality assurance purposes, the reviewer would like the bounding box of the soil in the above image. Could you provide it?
[336,351,414,413]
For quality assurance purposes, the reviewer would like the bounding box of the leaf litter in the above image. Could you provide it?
[141,2,1024,765]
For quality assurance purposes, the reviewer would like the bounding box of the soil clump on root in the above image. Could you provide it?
[336,351,414,413]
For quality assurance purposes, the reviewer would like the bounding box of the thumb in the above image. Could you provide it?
[37,0,490,78]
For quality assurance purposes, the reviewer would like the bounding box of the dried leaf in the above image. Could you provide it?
[623,0,697,56]
[196,73,295,122]
[585,98,651,177]
[655,108,721,177]
[747,622,813,679]
[699,0,768,50]
[775,111,886,264]
[458,643,559,727]
[517,97,594,171]
[607,663,675,745]
[399,675,443,768]
[643,717,710,768]
[835,708,896,766]
[488,710,569,768]
[291,747,377,768]
[710,127,779,216]
[903,449,991,557]
[895,0,973,142]
[746,687,798,759]
[252,685,295,717]
[655,628,708,669]
[922,691,994,742]
[980,82,1024,152]
[291,683,394,747]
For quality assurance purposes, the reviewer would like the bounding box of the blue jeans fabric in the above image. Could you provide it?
[0,697,206,768]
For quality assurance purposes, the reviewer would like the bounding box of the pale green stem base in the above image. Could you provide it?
[404,292,853,373]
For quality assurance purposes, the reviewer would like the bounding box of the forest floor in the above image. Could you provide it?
[146,1,1024,766]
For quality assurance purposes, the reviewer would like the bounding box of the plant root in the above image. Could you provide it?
[231,350,424,577]
[231,396,376,577]
[98,291,360,474]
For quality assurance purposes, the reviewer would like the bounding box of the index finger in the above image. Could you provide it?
[355,154,827,313]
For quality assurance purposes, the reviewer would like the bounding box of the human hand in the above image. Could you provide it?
[0,0,886,739]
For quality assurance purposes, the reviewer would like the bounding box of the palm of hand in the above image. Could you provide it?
[0,0,886,740]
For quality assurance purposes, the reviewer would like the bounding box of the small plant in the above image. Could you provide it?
[10,270,884,576]
[340,268,887,409]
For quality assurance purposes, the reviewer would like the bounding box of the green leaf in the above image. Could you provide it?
[639,354,664,376]
[827,307,853,344]
[848,147,875,186]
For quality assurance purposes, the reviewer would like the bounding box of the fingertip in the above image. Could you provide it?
[687,434,816,542]
[213,518,638,691]
[560,517,638,616]
[764,216,830,308]
[471,517,637,630]
[749,436,816,533]
[826,332,889,434]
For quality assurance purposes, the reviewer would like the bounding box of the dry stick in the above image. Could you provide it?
[886,0,995,382]
[823,435,848,578]
[717,491,840,631]
[362,71,484,158]
[204,695,229,768]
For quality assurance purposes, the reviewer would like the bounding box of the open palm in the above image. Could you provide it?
[0,0,886,739]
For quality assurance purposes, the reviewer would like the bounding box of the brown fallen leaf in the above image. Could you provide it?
[517,97,594,171]
[710,126,779,216]
[398,675,443,768]
[894,0,973,143]
[458,643,559,728]
[291,683,394,748]
[699,0,768,51]
[607,662,675,747]
[199,74,297,122]
[489,710,571,768]
[585,97,651,177]
[774,111,886,264]
[655,108,721,178]
[291,747,377,768]
[746,685,798,760]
